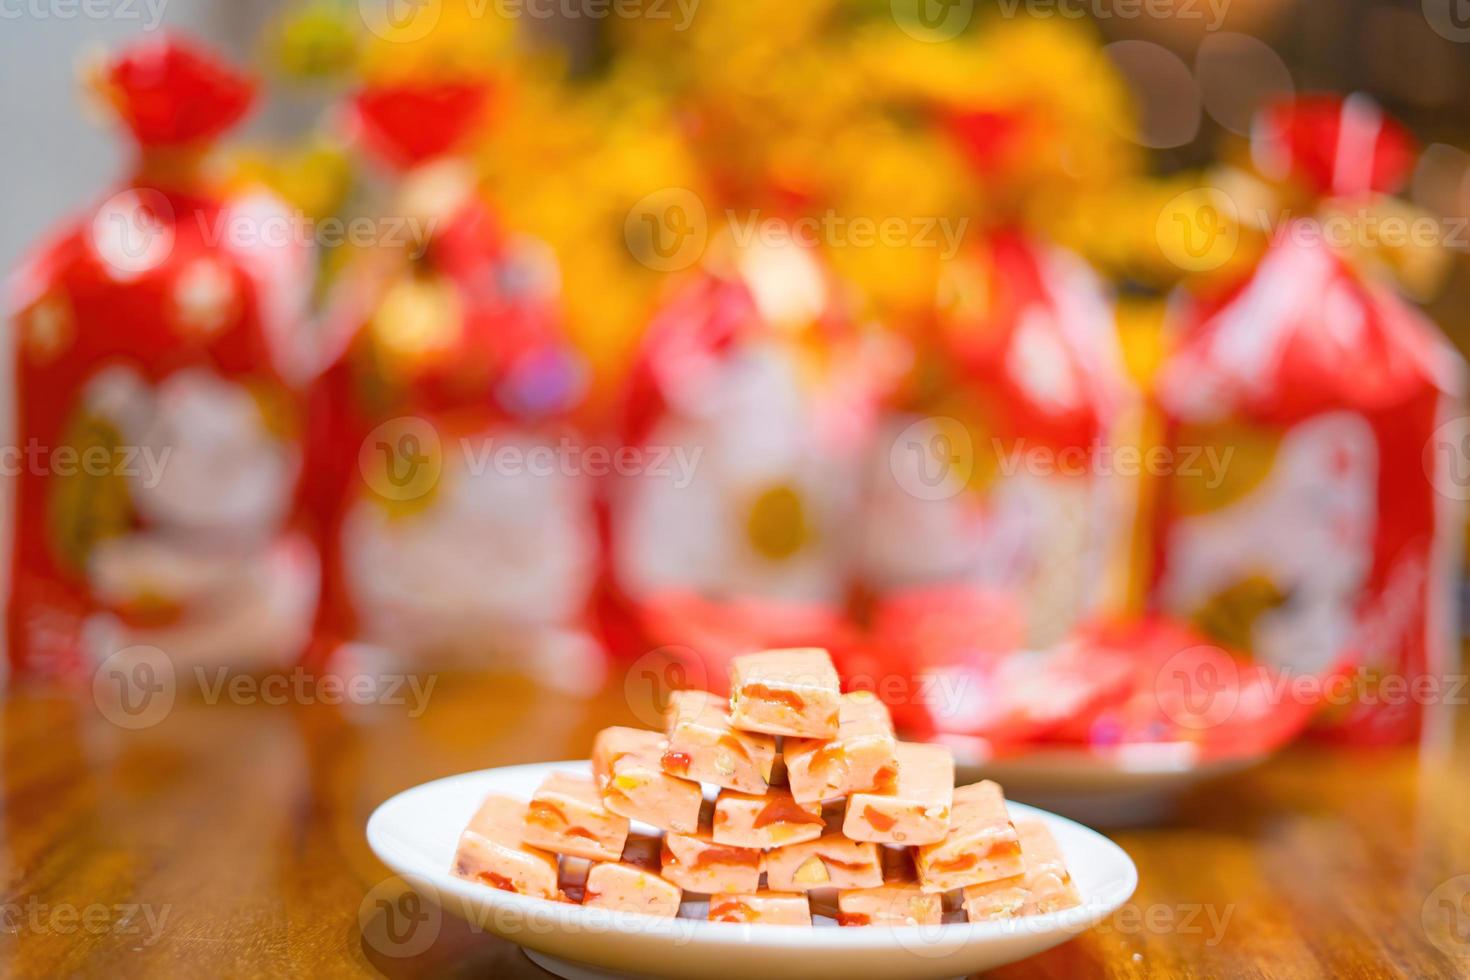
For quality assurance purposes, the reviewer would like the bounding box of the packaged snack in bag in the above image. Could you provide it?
[851,19,1141,651]
[602,234,897,683]
[303,80,602,691]
[5,37,317,679]
[1149,95,1466,744]
[859,192,1136,650]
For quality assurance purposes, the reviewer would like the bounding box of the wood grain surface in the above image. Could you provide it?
[2,669,1467,979]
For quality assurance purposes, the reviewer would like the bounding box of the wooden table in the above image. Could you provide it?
[3,670,1467,978]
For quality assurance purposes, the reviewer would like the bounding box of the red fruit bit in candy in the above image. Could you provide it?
[477,871,517,892]
[526,800,568,827]
[744,684,806,712]
[930,853,977,874]
[692,846,760,870]
[716,733,753,762]
[661,750,692,774]
[754,797,824,829]
[710,900,757,923]
[837,912,872,927]
[862,806,898,833]
[871,766,898,794]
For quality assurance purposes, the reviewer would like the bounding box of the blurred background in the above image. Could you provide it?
[3,0,1469,761]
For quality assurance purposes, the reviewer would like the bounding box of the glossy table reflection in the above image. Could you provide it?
[2,671,1467,978]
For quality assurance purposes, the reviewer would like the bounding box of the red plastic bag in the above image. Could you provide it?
[6,37,316,679]
[1148,96,1465,745]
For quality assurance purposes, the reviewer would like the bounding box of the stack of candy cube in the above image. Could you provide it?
[451,649,1081,925]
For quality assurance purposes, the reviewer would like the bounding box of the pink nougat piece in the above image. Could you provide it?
[764,825,884,892]
[915,780,1024,893]
[591,726,702,833]
[522,772,631,861]
[842,742,955,845]
[963,819,1081,920]
[837,850,943,927]
[784,691,899,804]
[659,829,763,894]
[662,689,777,793]
[583,838,684,918]
[711,787,826,848]
[450,793,559,898]
[709,891,813,925]
[728,648,841,738]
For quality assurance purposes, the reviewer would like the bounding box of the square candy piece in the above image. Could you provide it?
[837,881,944,927]
[837,847,942,926]
[523,771,631,862]
[662,690,777,794]
[915,780,1023,893]
[963,819,1080,920]
[592,726,702,833]
[709,891,813,925]
[784,691,898,804]
[729,648,841,738]
[764,829,884,892]
[584,860,683,919]
[712,787,826,849]
[660,830,763,894]
[450,793,558,899]
[842,742,955,845]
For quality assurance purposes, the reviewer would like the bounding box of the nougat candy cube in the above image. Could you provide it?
[764,827,884,892]
[659,830,762,894]
[711,787,826,849]
[836,848,943,926]
[837,881,944,927]
[784,691,898,804]
[523,771,630,862]
[592,726,702,833]
[842,742,954,845]
[662,689,777,793]
[915,780,1023,893]
[729,648,840,738]
[583,860,683,919]
[450,793,558,898]
[708,891,813,925]
[964,819,1081,920]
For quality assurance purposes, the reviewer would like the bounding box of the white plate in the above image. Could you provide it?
[942,737,1266,826]
[366,761,1138,980]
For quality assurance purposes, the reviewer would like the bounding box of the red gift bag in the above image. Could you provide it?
[5,37,317,680]
[302,80,603,692]
[1149,96,1466,745]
